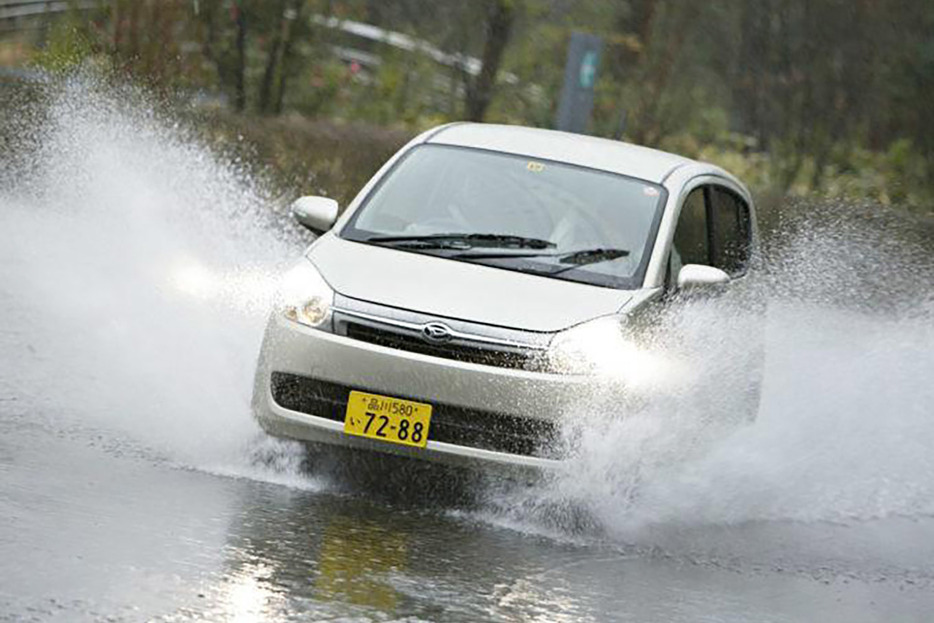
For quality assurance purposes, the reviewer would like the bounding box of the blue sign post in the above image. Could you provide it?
[555,32,603,134]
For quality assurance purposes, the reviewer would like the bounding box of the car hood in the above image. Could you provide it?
[308,235,633,332]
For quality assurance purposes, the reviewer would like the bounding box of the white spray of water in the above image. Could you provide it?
[486,210,934,534]
[2,77,933,530]
[0,76,311,484]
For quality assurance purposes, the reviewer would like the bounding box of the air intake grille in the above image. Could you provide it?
[270,372,561,459]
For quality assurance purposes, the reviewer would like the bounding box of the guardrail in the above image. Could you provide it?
[0,0,97,23]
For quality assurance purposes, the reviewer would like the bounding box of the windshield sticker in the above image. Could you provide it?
[643,186,660,197]
[526,161,545,173]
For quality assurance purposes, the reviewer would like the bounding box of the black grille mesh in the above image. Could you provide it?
[270,372,560,459]
[343,321,535,369]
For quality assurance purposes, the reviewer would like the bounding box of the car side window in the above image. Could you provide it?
[668,184,752,287]
[671,188,708,269]
[709,187,752,276]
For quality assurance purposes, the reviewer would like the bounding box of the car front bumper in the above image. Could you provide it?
[252,314,604,473]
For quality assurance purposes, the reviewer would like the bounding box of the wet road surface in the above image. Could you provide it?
[3,404,933,622]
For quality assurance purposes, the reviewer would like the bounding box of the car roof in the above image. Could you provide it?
[424,122,696,184]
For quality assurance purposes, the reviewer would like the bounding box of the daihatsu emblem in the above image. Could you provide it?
[422,322,453,343]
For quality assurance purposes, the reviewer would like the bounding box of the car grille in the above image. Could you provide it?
[330,294,553,372]
[270,372,561,459]
[342,321,534,369]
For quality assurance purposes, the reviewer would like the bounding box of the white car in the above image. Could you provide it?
[252,123,759,472]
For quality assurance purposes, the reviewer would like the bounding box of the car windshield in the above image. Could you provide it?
[340,144,666,288]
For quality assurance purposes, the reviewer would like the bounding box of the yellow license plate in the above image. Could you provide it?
[344,391,432,448]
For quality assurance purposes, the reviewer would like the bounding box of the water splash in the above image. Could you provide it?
[3,75,933,534]
[0,74,308,479]
[485,205,934,535]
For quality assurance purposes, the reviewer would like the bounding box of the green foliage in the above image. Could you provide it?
[690,136,934,216]
[191,109,412,207]
[31,16,97,73]
[289,58,346,117]
[817,141,932,212]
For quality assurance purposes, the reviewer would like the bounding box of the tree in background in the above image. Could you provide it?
[14,0,934,208]
[464,0,517,121]
[108,0,198,88]
[606,1,701,146]
[258,0,306,114]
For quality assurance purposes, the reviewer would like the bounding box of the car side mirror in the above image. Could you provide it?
[291,196,338,235]
[677,264,731,289]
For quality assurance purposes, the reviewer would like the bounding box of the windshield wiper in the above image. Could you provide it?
[362,233,556,250]
[556,247,630,265]
[455,246,630,266]
[546,248,632,276]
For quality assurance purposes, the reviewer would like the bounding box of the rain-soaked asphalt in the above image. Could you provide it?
[3,403,934,622]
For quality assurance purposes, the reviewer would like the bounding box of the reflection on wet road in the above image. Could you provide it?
[2,411,932,622]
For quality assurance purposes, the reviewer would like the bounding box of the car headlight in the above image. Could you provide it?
[276,259,334,328]
[548,315,662,383]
